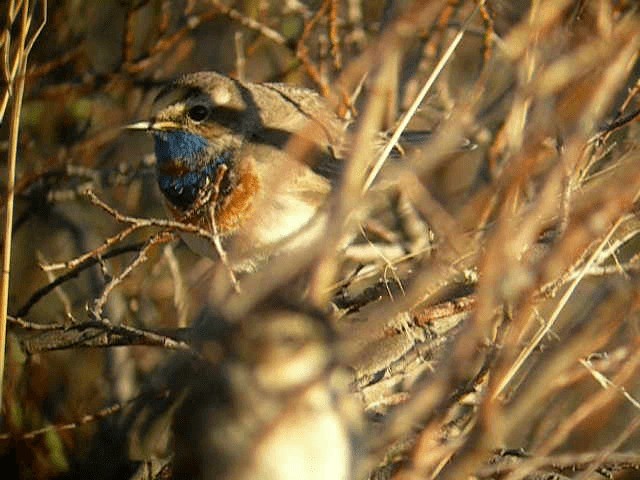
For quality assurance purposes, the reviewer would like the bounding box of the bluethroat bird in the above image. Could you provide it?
[127,71,347,271]
[126,71,466,271]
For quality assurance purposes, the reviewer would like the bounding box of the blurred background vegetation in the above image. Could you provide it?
[2,0,640,479]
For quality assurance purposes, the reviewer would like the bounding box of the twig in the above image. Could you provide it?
[328,0,342,70]
[361,1,483,193]
[22,319,193,354]
[594,107,640,141]
[478,452,640,478]
[209,0,286,46]
[41,190,218,272]
[296,1,331,96]
[91,231,173,320]
[8,315,66,331]
[0,390,170,441]
[478,0,495,65]
[494,213,629,398]
[163,244,188,328]
[26,44,82,78]
[589,76,640,146]
[122,0,151,63]
[206,165,241,292]
[234,31,246,82]
[124,9,220,73]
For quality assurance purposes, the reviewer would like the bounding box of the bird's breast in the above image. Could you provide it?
[157,164,207,209]
[154,131,235,211]
[213,155,261,233]
[159,152,261,237]
[153,131,213,209]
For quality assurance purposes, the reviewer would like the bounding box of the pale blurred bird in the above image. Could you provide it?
[126,71,471,271]
[125,303,361,480]
[169,307,359,480]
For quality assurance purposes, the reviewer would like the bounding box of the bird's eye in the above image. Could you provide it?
[187,105,209,122]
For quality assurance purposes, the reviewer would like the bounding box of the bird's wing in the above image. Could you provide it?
[253,82,346,148]
[243,82,346,183]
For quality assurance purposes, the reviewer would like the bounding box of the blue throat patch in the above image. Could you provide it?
[153,131,230,210]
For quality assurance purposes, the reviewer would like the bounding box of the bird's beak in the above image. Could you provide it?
[124,121,153,131]
[123,120,180,131]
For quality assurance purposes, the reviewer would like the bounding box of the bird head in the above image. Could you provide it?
[125,72,259,169]
[125,72,262,210]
